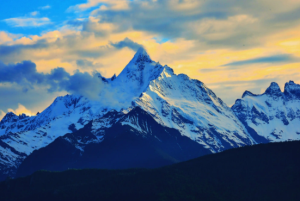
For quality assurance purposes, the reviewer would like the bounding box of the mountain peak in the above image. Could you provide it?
[18,113,29,119]
[284,80,300,100]
[132,47,152,64]
[116,46,160,84]
[265,82,282,96]
[284,80,297,89]
[3,112,17,118]
[117,47,153,77]
[0,112,17,123]
[242,90,257,98]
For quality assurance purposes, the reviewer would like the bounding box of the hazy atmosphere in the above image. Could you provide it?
[1,0,300,118]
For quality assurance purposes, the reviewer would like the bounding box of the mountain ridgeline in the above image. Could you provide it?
[0,48,300,180]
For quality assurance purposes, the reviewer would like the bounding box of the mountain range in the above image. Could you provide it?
[0,48,299,180]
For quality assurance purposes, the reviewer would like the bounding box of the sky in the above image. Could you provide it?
[0,0,300,119]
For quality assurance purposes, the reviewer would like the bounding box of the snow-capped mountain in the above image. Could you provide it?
[0,47,298,180]
[16,107,212,177]
[114,48,254,152]
[135,66,254,152]
[232,81,300,142]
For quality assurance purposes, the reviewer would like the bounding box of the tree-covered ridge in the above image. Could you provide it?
[1,140,300,201]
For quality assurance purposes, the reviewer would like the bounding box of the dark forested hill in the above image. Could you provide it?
[1,140,300,201]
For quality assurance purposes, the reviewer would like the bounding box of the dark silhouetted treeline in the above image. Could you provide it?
[1,140,300,201]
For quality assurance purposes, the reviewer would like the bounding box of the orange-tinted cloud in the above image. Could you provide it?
[7,104,34,116]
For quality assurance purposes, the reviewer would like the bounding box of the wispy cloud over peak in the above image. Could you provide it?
[110,38,143,51]
[3,17,51,27]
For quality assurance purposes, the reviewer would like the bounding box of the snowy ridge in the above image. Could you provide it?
[135,66,255,152]
[120,107,154,136]
[111,47,165,107]
[0,94,113,177]
[232,81,300,142]
[1,95,95,154]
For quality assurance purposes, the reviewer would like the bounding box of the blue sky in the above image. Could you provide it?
[0,0,89,35]
[0,0,300,117]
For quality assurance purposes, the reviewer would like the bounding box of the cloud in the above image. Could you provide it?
[67,19,88,27]
[0,32,19,44]
[7,104,34,116]
[0,36,110,63]
[1,0,300,111]
[199,54,300,73]
[110,37,143,51]
[0,58,150,110]
[0,110,5,121]
[222,54,300,66]
[0,83,65,116]
[267,7,300,27]
[3,17,51,27]
[67,0,128,12]
[30,11,40,16]
[82,0,300,50]
[0,59,138,110]
[76,59,94,67]
[58,71,104,99]
[0,60,105,100]
[0,32,143,67]
[39,5,51,10]
[67,0,104,12]
[0,39,49,57]
[0,61,44,86]
[76,59,103,69]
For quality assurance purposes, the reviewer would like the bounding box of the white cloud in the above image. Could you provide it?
[30,11,39,16]
[67,0,103,12]
[39,5,51,10]
[67,0,128,12]
[3,17,51,27]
